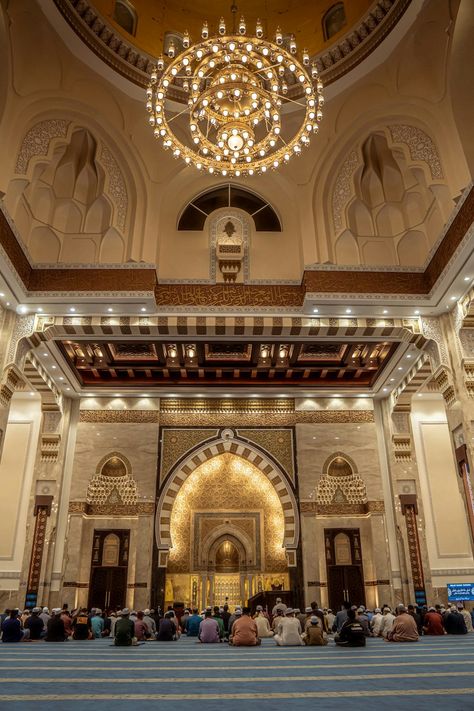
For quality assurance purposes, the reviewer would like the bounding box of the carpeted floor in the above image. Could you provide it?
[1,635,474,710]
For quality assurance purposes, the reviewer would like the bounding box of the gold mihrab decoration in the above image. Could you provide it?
[237,428,295,484]
[167,453,287,574]
[160,428,219,485]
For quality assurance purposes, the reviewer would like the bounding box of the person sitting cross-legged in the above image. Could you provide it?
[386,605,419,642]
[199,610,220,643]
[303,616,328,646]
[274,608,304,646]
[45,608,67,642]
[230,606,261,646]
[334,608,366,647]
[114,609,136,646]
[254,606,273,638]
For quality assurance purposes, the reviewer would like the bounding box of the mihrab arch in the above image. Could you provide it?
[156,433,299,566]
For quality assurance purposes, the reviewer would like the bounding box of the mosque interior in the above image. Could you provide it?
[0,0,473,617]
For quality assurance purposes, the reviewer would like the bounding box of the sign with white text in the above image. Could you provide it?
[447,583,474,601]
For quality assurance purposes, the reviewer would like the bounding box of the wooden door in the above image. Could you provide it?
[88,530,129,610]
[325,529,365,610]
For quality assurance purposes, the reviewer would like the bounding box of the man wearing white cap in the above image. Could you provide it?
[274,608,304,646]
[271,597,287,616]
[371,608,383,636]
[39,607,51,628]
[114,608,135,646]
[143,609,156,636]
[254,605,273,638]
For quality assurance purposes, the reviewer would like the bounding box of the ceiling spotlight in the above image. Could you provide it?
[37,307,43,312]
[66,387,71,391]
[18,305,27,314]
[450,296,458,301]
[464,276,471,282]
[398,367,403,371]
[414,310,420,315]
[383,310,388,315]
[114,393,122,397]
[59,377,64,381]
[345,308,352,314]
[383,387,388,392]
[51,365,57,369]
[406,354,412,359]
[141,307,147,312]
[313,308,319,313]
[107,307,113,312]
[0,292,4,297]
[69,307,76,313]
[43,352,48,357]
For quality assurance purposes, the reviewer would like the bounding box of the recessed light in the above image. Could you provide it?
[6,302,10,306]
[66,387,71,391]
[333,394,340,398]
[51,365,57,369]
[29,392,35,396]
[107,308,113,312]
[390,378,395,382]
[398,367,403,371]
[43,352,48,357]
[141,307,147,312]
[37,307,43,312]
[464,276,471,282]
[114,393,121,397]
[417,393,423,397]
[406,354,412,359]
[59,377,64,381]
[86,393,93,397]
[313,308,319,313]
[451,296,458,301]
[414,310,420,315]
[0,292,4,297]
[383,310,388,315]
[383,387,388,392]
[142,394,150,397]
[69,307,76,313]
[18,305,27,314]
[345,308,352,314]
[334,436,340,440]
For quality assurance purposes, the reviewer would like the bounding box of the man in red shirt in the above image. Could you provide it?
[230,607,260,646]
[423,607,445,635]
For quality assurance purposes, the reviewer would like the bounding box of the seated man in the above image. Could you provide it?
[387,605,419,642]
[24,608,45,640]
[185,608,202,637]
[335,608,366,647]
[72,608,92,640]
[198,610,220,643]
[254,606,273,638]
[444,606,468,635]
[156,611,177,641]
[304,616,328,646]
[423,607,445,635]
[134,611,150,641]
[1,610,28,642]
[274,608,304,647]
[45,609,67,642]
[230,607,260,646]
[114,609,136,646]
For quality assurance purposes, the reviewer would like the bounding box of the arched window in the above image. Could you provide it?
[113,0,137,36]
[178,185,281,231]
[323,3,346,40]
[327,456,353,478]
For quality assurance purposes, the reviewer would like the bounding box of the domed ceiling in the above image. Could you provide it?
[54,0,411,87]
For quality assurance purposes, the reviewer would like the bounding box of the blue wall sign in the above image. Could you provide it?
[447,583,474,601]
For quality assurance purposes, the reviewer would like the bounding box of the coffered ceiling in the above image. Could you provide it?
[58,338,398,390]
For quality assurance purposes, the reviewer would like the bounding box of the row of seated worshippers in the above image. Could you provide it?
[2,600,473,645]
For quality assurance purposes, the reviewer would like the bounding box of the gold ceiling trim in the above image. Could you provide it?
[159,397,295,413]
[79,410,160,423]
[52,0,411,89]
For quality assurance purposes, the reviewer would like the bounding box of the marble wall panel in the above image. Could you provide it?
[70,422,159,501]
[296,422,383,501]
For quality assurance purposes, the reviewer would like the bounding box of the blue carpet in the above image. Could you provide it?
[1,635,474,710]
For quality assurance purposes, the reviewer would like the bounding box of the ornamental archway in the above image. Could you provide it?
[155,435,299,608]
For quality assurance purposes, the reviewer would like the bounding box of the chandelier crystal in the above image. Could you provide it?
[145,17,324,177]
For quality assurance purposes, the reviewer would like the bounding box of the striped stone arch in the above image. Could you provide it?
[156,434,299,564]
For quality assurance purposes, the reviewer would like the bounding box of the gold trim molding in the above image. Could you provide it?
[68,501,155,515]
[79,410,160,423]
[300,500,385,515]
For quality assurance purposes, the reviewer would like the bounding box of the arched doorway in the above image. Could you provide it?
[161,452,290,608]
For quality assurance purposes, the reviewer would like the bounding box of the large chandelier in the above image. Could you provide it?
[145,16,324,177]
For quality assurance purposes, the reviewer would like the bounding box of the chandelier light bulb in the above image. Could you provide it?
[145,16,324,177]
